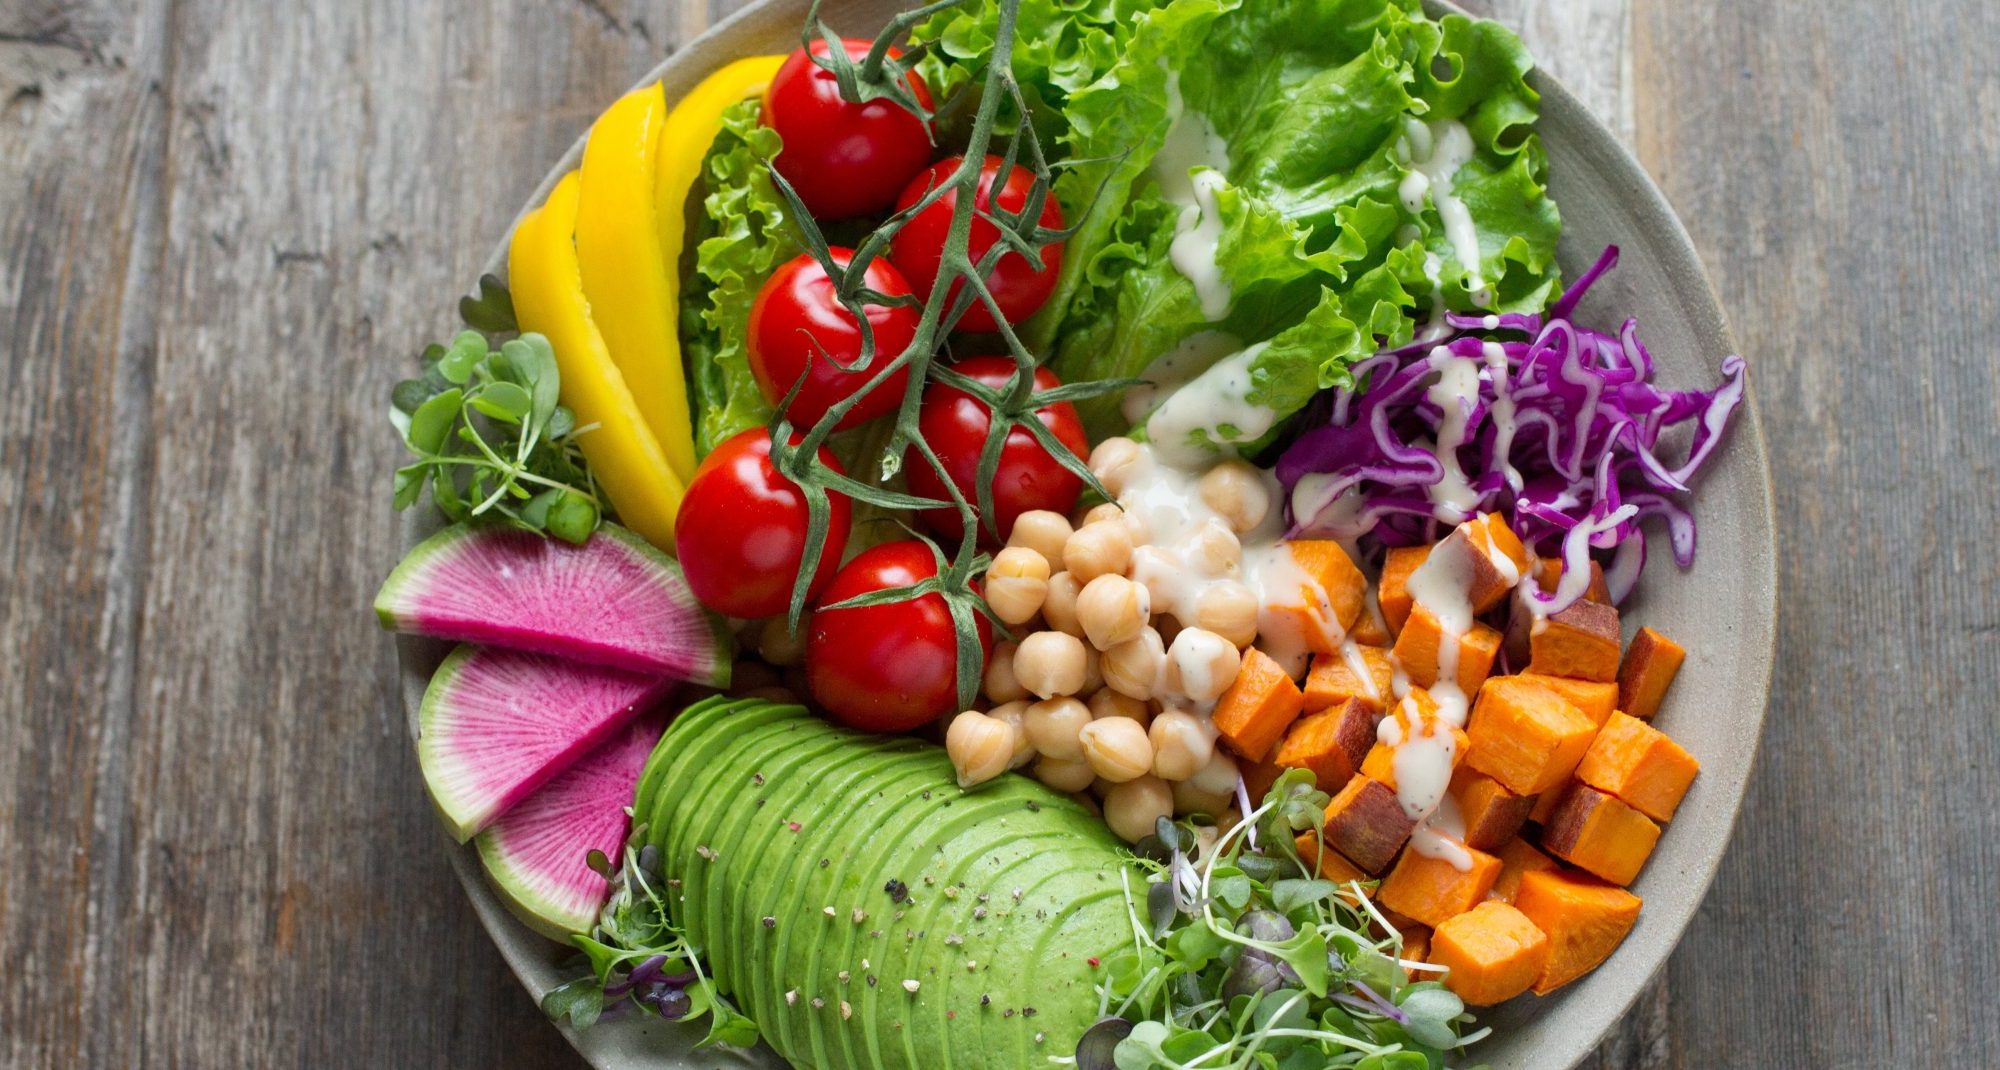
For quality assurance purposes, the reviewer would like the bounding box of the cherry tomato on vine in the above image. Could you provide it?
[747,249,920,431]
[762,39,935,221]
[807,540,991,733]
[904,356,1089,543]
[675,428,851,620]
[889,155,1066,332]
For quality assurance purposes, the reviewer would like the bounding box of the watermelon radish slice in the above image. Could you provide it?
[376,522,730,684]
[419,645,672,843]
[475,714,664,940]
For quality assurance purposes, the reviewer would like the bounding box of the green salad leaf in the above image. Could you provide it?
[680,97,801,456]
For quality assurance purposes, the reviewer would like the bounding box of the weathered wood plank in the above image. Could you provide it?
[1631,0,2000,1065]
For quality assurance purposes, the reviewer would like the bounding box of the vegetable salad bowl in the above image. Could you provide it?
[393,1,1777,1067]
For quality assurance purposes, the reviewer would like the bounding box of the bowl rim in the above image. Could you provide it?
[394,1,1779,1066]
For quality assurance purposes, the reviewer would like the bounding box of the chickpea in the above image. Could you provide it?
[1188,748,1242,797]
[1100,627,1166,701]
[1172,778,1234,817]
[1079,644,1104,695]
[1198,460,1271,534]
[1088,688,1152,725]
[1149,710,1217,780]
[1063,520,1134,584]
[1164,628,1243,704]
[986,700,1037,768]
[1014,631,1089,699]
[757,615,808,666]
[1088,436,1143,497]
[1007,510,1073,566]
[1034,755,1097,793]
[1078,716,1154,783]
[1042,572,1085,638]
[1102,776,1175,843]
[982,641,1029,703]
[1076,573,1150,651]
[1080,502,1125,529]
[984,546,1051,625]
[1194,581,1259,648]
[1185,518,1242,577]
[946,710,1019,788]
[1023,696,1092,760]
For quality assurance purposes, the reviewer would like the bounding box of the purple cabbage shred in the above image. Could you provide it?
[1277,246,1746,614]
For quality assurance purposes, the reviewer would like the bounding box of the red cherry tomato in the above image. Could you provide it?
[807,541,990,733]
[747,249,920,431]
[904,356,1089,543]
[889,155,1066,332]
[675,429,851,620]
[762,39,935,221]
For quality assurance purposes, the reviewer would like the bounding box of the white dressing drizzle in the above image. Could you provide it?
[1396,117,1489,307]
[1154,73,1235,322]
[1123,330,1242,424]
[1143,342,1280,465]
[1422,350,1484,524]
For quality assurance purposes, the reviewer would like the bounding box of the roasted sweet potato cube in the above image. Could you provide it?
[1362,695,1470,791]
[1514,673,1618,728]
[1467,676,1598,795]
[1305,646,1396,713]
[1398,925,1434,982]
[1350,597,1392,647]
[1528,600,1622,682]
[1618,626,1686,720]
[1275,699,1376,791]
[1240,756,1286,806]
[1576,712,1700,822]
[1322,774,1416,874]
[1432,514,1531,614]
[1213,648,1305,761]
[1393,604,1503,694]
[1539,784,1661,885]
[1264,541,1367,655]
[1378,846,1502,928]
[1489,837,1558,904]
[1431,901,1550,1005]
[1451,766,1534,850]
[1535,556,1611,604]
[1512,868,1642,994]
[1293,831,1369,887]
[1378,545,1429,635]
[1528,782,1567,826]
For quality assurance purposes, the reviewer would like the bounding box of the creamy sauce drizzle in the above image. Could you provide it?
[1144,343,1279,465]
[1123,330,1242,424]
[1395,118,1489,307]
[1154,74,1235,322]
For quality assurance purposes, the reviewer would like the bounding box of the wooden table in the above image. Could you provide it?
[3,0,1993,1065]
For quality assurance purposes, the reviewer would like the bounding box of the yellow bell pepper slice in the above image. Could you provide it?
[509,171,685,549]
[576,83,700,485]
[653,55,785,260]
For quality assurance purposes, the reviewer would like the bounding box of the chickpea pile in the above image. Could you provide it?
[946,437,1278,843]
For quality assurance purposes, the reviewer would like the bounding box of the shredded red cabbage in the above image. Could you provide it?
[1277,246,1746,613]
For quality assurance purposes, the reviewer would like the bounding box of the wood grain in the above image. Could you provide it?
[2,0,1992,1067]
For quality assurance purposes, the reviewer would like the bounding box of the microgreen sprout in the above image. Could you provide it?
[1068,769,1491,1070]
[388,280,603,543]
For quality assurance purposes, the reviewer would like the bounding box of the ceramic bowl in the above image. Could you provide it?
[395,1,1777,1065]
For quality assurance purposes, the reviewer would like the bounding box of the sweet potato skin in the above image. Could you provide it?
[1322,774,1417,874]
[1618,626,1687,720]
[1539,783,1661,886]
[1576,711,1700,822]
[1466,676,1598,795]
[1304,646,1395,713]
[1430,901,1550,1005]
[1451,766,1535,850]
[1512,868,1642,994]
[1528,599,1622,682]
[1377,846,1503,928]
[1212,647,1305,761]
[1378,545,1429,635]
[1434,514,1531,614]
